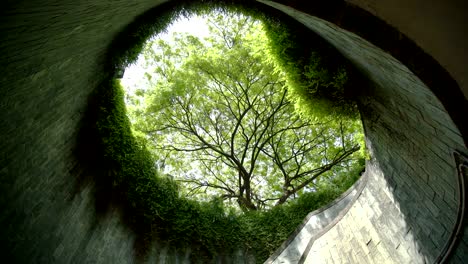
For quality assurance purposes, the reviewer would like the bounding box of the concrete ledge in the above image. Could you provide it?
[265,170,368,263]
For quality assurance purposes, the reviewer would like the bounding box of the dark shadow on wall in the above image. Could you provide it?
[73,78,157,263]
[261,0,468,262]
[271,0,468,146]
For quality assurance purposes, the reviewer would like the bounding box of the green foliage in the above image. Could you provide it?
[128,12,364,212]
[108,0,361,120]
[95,79,363,261]
[260,19,359,120]
[93,0,367,262]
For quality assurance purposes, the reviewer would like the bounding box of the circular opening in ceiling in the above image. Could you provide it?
[94,0,369,261]
[120,10,366,212]
[92,0,467,262]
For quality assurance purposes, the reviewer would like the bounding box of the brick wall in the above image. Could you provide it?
[261,1,467,263]
[0,1,170,262]
[266,169,368,263]
[0,0,466,263]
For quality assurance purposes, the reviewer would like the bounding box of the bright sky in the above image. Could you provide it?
[120,15,211,91]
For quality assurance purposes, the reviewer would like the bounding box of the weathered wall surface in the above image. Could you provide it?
[0,1,170,262]
[266,170,368,263]
[261,1,467,263]
[0,0,466,263]
[346,0,468,98]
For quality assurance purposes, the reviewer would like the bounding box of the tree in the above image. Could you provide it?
[127,12,363,211]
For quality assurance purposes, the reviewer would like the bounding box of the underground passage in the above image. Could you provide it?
[0,0,467,263]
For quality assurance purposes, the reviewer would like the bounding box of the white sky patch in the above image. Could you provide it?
[120,15,211,92]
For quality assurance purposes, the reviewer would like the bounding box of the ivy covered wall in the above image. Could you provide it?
[0,0,466,263]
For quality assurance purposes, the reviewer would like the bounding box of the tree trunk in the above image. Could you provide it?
[276,189,291,206]
[237,178,258,212]
[237,196,257,211]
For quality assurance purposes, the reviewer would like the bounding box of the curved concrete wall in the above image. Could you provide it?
[261,2,468,263]
[266,168,368,263]
[347,0,468,99]
[0,0,466,263]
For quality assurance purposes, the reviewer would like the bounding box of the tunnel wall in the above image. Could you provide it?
[0,1,174,262]
[262,1,467,263]
[266,167,368,263]
[0,0,466,263]
[346,0,468,99]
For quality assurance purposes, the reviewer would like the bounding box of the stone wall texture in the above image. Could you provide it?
[261,1,467,262]
[0,0,466,263]
[266,169,368,263]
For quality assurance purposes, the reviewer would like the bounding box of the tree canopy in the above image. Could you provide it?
[125,12,364,212]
